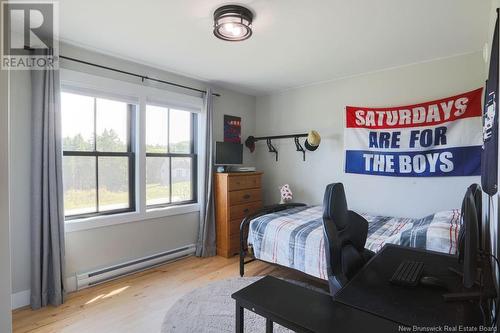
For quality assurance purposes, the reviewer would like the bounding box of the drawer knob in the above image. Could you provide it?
[243,208,250,214]
[243,194,251,199]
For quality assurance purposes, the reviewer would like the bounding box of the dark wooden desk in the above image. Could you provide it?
[231,275,401,333]
[335,244,488,328]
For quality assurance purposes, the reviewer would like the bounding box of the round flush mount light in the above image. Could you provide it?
[213,5,253,42]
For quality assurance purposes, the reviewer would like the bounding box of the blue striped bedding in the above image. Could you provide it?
[247,206,461,280]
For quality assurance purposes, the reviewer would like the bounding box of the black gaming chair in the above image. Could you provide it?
[322,183,375,295]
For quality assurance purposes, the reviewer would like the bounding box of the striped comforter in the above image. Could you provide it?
[247,206,461,280]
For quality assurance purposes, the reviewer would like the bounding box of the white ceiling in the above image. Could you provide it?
[58,0,492,95]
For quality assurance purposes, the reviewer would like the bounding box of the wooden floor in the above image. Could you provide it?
[12,256,326,333]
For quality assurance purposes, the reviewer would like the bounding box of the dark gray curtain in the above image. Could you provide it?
[196,88,216,257]
[30,61,66,309]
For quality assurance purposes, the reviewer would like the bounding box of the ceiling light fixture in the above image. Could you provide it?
[213,5,253,42]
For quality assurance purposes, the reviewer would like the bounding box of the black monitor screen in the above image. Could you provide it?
[215,142,243,165]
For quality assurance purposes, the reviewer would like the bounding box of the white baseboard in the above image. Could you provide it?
[12,276,81,310]
[11,290,30,310]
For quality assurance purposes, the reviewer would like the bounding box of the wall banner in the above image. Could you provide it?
[344,88,483,177]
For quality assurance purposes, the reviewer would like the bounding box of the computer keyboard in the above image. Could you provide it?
[390,260,424,287]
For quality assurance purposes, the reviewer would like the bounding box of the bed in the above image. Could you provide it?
[240,205,461,280]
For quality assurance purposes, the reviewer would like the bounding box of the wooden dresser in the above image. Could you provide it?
[214,172,263,258]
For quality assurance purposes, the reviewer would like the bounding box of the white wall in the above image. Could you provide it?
[255,52,485,218]
[9,70,31,299]
[9,43,256,301]
[64,213,199,277]
[0,44,13,332]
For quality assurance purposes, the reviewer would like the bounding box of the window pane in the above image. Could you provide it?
[172,157,192,202]
[146,105,168,153]
[61,92,94,151]
[96,98,129,152]
[146,157,170,206]
[98,157,130,212]
[169,109,191,153]
[63,156,96,216]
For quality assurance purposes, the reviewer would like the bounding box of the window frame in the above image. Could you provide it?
[145,107,198,209]
[60,69,204,232]
[62,92,137,220]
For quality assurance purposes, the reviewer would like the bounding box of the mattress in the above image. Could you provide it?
[247,205,461,280]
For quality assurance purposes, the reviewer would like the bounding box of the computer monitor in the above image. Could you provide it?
[391,184,495,301]
[457,185,480,288]
[442,184,498,301]
[467,184,483,249]
[215,142,243,166]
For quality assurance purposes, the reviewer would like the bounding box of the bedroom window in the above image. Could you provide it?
[146,104,197,207]
[61,91,136,219]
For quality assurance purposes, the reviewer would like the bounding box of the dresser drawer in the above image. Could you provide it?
[227,175,261,191]
[229,189,262,206]
[229,201,262,220]
[215,172,263,258]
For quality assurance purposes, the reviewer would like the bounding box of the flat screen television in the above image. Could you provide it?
[458,186,480,289]
[215,142,243,165]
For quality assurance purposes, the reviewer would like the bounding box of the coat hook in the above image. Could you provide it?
[294,137,306,161]
[244,131,320,162]
[267,139,278,161]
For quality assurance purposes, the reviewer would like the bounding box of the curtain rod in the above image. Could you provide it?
[59,55,221,97]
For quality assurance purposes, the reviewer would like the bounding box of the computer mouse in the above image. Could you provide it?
[420,276,449,290]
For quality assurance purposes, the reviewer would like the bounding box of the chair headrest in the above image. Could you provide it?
[323,183,349,229]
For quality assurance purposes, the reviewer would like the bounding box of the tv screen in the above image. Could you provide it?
[215,142,243,165]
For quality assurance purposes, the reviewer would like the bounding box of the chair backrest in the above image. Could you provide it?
[322,183,369,294]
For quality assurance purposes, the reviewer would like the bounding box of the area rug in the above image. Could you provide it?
[161,276,327,333]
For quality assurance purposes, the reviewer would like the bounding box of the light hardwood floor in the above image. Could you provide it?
[13,256,326,333]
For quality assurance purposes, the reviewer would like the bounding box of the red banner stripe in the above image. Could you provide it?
[346,88,483,129]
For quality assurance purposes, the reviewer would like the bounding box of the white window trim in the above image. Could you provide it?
[61,69,204,233]
[64,203,200,233]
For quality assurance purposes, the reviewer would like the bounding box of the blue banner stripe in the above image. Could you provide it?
[345,146,481,177]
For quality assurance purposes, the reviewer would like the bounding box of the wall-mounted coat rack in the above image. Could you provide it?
[245,131,321,162]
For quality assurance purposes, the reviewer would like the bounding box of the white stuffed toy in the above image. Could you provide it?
[279,184,293,204]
